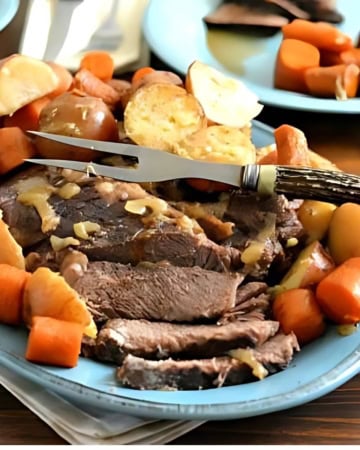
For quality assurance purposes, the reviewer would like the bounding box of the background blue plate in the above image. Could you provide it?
[0,122,359,420]
[143,0,360,114]
[0,0,19,32]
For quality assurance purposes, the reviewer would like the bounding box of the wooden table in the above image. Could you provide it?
[1,3,360,442]
[0,108,359,445]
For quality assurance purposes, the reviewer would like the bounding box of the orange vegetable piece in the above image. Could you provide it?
[273,288,326,345]
[319,50,343,67]
[274,124,310,166]
[0,127,36,175]
[257,149,278,165]
[25,316,83,368]
[3,96,51,131]
[74,68,121,106]
[79,51,115,81]
[0,264,30,325]
[316,257,360,324]
[23,266,92,328]
[186,179,232,193]
[274,39,320,93]
[131,66,155,84]
[0,218,25,269]
[46,61,73,98]
[305,64,359,99]
[339,48,360,67]
[282,19,353,52]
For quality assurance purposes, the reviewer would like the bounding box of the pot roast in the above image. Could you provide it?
[0,166,304,390]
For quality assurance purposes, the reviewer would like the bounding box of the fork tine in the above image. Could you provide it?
[25,158,179,183]
[27,131,144,158]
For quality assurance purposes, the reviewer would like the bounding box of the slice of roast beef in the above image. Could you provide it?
[1,168,242,272]
[72,261,244,323]
[116,332,299,390]
[223,193,304,278]
[218,281,270,324]
[87,318,279,364]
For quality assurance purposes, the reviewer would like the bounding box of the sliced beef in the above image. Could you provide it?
[252,331,300,371]
[116,332,299,390]
[72,261,244,323]
[218,281,270,324]
[0,168,241,272]
[89,318,279,364]
[117,355,252,390]
[224,193,304,278]
[225,193,304,245]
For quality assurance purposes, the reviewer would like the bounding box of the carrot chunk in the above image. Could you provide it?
[131,66,155,84]
[316,257,360,324]
[79,51,115,81]
[339,48,360,67]
[274,39,320,93]
[25,316,83,368]
[3,96,51,131]
[305,64,359,99]
[282,19,353,52]
[0,264,30,325]
[0,127,36,175]
[274,124,310,166]
[273,288,326,345]
[74,68,121,106]
[186,179,232,193]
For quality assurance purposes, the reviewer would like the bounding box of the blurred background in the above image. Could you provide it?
[0,0,149,71]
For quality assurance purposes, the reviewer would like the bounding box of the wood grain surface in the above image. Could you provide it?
[0,2,360,445]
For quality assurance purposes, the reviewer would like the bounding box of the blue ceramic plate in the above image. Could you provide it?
[0,0,19,32]
[143,0,360,114]
[0,122,359,420]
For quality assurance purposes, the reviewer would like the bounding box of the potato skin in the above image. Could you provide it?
[297,200,336,244]
[35,92,119,161]
[328,203,360,265]
[124,83,207,151]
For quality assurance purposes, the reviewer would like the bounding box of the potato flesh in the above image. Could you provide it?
[0,218,25,269]
[124,83,207,151]
[186,60,263,127]
[0,55,58,116]
[172,125,256,165]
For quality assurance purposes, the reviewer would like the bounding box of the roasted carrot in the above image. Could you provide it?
[0,264,30,325]
[46,61,73,98]
[305,64,359,99]
[257,149,278,165]
[339,48,360,67]
[273,288,326,345]
[319,49,343,67]
[316,257,360,324]
[274,39,320,93]
[79,51,115,81]
[74,68,121,106]
[282,19,353,52]
[274,124,310,166]
[0,127,36,175]
[131,66,155,84]
[25,316,83,368]
[3,96,51,131]
[186,179,232,193]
